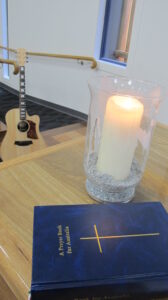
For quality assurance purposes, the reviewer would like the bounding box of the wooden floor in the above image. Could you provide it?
[41,122,86,146]
[0,275,17,300]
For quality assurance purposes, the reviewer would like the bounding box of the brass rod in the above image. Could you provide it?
[27,52,97,69]
[114,50,128,60]
[0,45,97,69]
[0,45,16,53]
[126,0,136,52]
[114,0,135,62]
[0,58,19,75]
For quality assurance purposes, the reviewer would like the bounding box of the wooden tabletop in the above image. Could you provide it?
[0,123,168,300]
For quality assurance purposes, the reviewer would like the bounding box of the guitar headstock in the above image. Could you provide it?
[17,48,27,67]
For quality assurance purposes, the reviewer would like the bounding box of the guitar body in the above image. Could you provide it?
[1,108,46,161]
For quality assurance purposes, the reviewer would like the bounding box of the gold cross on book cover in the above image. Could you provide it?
[80,225,160,254]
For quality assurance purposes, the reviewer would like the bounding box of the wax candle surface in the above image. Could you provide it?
[97,95,144,180]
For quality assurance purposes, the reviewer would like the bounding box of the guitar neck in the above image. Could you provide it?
[19,66,26,120]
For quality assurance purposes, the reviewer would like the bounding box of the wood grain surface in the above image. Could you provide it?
[0,123,167,299]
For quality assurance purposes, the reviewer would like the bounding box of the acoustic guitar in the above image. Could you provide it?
[1,48,46,161]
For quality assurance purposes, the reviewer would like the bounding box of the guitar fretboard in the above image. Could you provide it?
[19,66,26,120]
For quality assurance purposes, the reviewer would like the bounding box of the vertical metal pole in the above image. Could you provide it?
[116,0,136,62]
[1,0,9,78]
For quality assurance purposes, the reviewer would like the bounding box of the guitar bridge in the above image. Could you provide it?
[15,140,33,146]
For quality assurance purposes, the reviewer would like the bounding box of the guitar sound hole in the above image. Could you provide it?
[18,121,29,132]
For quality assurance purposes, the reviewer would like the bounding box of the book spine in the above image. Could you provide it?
[31,280,168,300]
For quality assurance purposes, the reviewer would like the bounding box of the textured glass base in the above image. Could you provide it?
[86,179,135,203]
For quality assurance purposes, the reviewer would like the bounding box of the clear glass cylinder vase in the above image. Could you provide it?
[84,75,164,203]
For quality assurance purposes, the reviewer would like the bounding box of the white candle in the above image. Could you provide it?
[97,95,144,180]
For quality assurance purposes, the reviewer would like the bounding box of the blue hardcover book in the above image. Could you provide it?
[31,202,168,299]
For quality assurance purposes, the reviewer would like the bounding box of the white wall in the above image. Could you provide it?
[0,1,2,44]
[0,0,4,73]
[127,0,168,124]
[0,0,168,124]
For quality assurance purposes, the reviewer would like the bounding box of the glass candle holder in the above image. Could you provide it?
[84,75,164,203]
